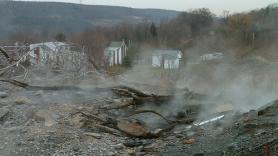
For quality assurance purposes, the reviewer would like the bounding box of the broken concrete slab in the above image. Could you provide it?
[117,119,149,138]
[0,107,9,123]
[33,110,57,127]
[14,96,32,105]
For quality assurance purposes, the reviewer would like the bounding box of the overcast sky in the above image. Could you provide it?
[19,0,278,15]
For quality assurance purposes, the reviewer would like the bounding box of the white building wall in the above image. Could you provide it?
[104,41,128,66]
[164,60,170,69]
[119,47,122,64]
[109,52,113,66]
[152,55,162,67]
[113,50,118,64]
[153,58,180,69]
[174,59,180,68]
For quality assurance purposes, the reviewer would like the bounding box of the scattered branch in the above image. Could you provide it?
[127,110,174,124]
[71,111,106,123]
[0,79,29,88]
[94,124,123,136]
[0,46,11,61]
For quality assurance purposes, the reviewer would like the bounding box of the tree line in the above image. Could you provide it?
[1,4,278,65]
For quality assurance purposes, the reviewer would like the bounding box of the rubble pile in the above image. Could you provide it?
[161,100,278,156]
[0,71,277,156]
[0,48,277,156]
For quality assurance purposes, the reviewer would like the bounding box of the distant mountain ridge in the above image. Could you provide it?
[0,1,179,37]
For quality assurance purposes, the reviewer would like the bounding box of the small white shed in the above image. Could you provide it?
[152,50,182,69]
[104,40,128,66]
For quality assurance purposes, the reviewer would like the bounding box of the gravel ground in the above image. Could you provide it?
[1,75,278,156]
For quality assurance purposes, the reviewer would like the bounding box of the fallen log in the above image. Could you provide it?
[94,124,123,136]
[0,79,83,91]
[127,110,174,124]
[0,69,10,77]
[0,79,200,114]
[71,111,106,123]
[112,85,150,97]
[0,47,10,61]
[127,110,195,124]
[112,86,174,104]
[0,79,29,88]
[70,111,123,136]
[100,98,135,110]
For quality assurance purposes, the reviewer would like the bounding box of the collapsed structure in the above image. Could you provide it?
[152,50,182,69]
[0,42,89,78]
[0,43,277,156]
[29,42,88,71]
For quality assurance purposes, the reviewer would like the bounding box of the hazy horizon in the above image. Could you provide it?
[13,0,278,15]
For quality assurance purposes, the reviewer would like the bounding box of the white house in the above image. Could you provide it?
[152,50,182,69]
[200,52,224,61]
[104,40,128,66]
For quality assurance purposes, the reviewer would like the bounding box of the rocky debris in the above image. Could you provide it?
[0,107,9,123]
[0,91,8,98]
[124,140,144,147]
[117,119,150,138]
[257,99,278,116]
[127,149,136,155]
[14,96,32,105]
[143,140,166,153]
[183,138,195,144]
[123,139,153,148]
[32,110,57,127]
[160,99,278,156]
[84,132,102,139]
[112,143,125,150]
[1,73,278,156]
[100,98,134,110]
[70,112,88,128]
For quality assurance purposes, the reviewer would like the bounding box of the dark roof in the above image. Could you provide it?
[153,49,182,59]
[109,41,123,48]
[154,49,181,55]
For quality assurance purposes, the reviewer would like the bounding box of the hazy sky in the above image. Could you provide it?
[19,0,278,15]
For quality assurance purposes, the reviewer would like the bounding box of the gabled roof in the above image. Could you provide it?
[153,49,182,60]
[104,41,126,55]
[104,47,119,56]
[109,41,124,48]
